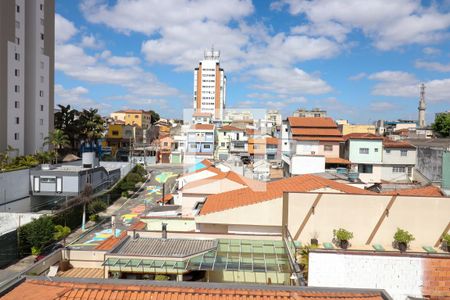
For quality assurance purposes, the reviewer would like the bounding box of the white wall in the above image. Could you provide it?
[381,165,412,182]
[356,164,382,183]
[309,252,424,300]
[383,148,416,165]
[291,155,325,175]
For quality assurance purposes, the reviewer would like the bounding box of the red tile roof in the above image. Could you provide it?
[94,230,128,251]
[157,193,174,203]
[291,128,342,136]
[248,137,279,145]
[343,133,383,141]
[288,117,338,128]
[382,185,443,197]
[219,125,245,131]
[383,138,416,149]
[200,174,375,215]
[182,171,257,191]
[325,157,351,164]
[293,136,344,142]
[2,279,385,300]
[179,165,223,178]
[191,124,215,130]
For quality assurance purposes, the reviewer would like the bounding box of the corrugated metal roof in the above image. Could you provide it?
[113,237,217,258]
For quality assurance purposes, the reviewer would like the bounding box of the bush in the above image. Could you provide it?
[31,246,41,256]
[155,274,170,281]
[19,216,54,256]
[89,214,99,222]
[442,233,450,244]
[87,199,107,215]
[393,228,415,244]
[121,191,129,198]
[333,228,353,241]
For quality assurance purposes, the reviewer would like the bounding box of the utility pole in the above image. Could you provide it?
[17,215,21,256]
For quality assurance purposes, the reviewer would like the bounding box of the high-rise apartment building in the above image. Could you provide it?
[193,48,226,120]
[0,0,54,156]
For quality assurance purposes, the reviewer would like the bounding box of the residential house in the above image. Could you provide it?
[283,117,345,176]
[110,109,152,130]
[104,122,143,158]
[248,136,279,161]
[336,120,376,135]
[293,108,326,118]
[185,124,215,164]
[216,125,247,161]
[343,133,383,184]
[381,139,416,182]
[158,135,173,163]
[192,112,212,124]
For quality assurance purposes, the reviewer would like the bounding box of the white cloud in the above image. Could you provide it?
[250,67,332,95]
[422,47,441,55]
[273,0,450,50]
[80,34,103,49]
[55,84,112,112]
[348,72,367,81]
[55,14,78,44]
[369,101,397,112]
[415,60,450,72]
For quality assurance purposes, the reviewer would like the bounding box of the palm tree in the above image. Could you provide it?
[54,225,71,246]
[78,109,105,151]
[55,104,80,150]
[43,129,70,164]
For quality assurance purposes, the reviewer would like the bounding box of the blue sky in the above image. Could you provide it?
[55,0,450,123]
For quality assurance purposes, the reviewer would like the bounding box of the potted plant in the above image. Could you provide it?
[333,228,353,250]
[54,225,71,271]
[310,232,319,246]
[393,228,415,253]
[441,234,450,252]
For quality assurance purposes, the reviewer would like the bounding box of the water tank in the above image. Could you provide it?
[82,152,97,168]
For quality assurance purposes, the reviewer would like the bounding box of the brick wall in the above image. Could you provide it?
[422,257,450,299]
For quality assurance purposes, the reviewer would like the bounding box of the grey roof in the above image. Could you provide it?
[148,205,181,212]
[113,237,217,258]
[406,138,450,148]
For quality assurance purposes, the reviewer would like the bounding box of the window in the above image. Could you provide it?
[14,133,19,140]
[204,144,211,149]
[16,5,20,13]
[223,132,226,136]
[358,164,373,174]
[15,37,20,45]
[40,105,44,111]
[39,90,44,97]
[41,177,56,183]
[359,148,369,154]
[190,144,197,149]
[15,53,20,61]
[112,130,119,136]
[14,85,20,93]
[15,69,19,77]
[400,150,407,156]
[39,119,44,125]
[374,148,378,152]
[163,142,168,146]
[386,149,391,154]
[393,166,406,173]
[324,145,333,151]
[15,21,20,29]
[221,142,225,147]
[14,101,19,108]
[267,154,275,160]
[135,115,139,118]
[41,33,44,40]
[40,4,43,10]
[15,117,19,124]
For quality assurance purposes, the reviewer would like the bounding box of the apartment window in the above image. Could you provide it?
[16,5,20,13]
[359,148,369,154]
[39,90,44,97]
[15,69,19,77]
[40,105,44,111]
[14,133,19,140]
[204,144,211,149]
[14,85,20,93]
[15,117,19,124]
[39,119,44,125]
[41,33,44,40]
[14,101,19,108]
[40,61,44,69]
[393,166,406,173]
[112,130,119,136]
[386,149,391,154]
[15,37,20,45]
[15,53,20,61]
[285,128,288,132]
[374,148,378,152]
[135,115,139,118]
[358,164,373,174]
[221,142,225,147]
[400,150,407,156]
[324,145,333,151]
[40,4,43,10]
[15,21,20,29]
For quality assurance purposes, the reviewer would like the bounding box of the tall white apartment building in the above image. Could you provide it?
[0,0,54,156]
[193,48,226,120]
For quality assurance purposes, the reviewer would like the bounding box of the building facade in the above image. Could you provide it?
[193,49,226,120]
[381,139,416,182]
[0,0,54,155]
[110,109,152,130]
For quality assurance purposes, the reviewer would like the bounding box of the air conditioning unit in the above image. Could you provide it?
[311,151,315,155]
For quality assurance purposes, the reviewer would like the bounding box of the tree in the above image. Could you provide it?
[54,104,80,150]
[78,108,105,150]
[43,129,70,164]
[22,216,55,255]
[149,110,160,124]
[432,112,450,137]
[54,225,71,247]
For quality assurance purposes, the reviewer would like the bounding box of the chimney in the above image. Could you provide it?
[111,215,117,238]
[162,223,167,239]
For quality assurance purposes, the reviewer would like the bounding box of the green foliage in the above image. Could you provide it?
[393,228,415,244]
[149,110,160,124]
[333,228,354,241]
[155,274,170,281]
[432,112,450,137]
[43,129,70,164]
[19,216,55,255]
[78,108,105,147]
[89,214,99,222]
[442,233,450,244]
[31,246,41,256]
[54,225,71,246]
[121,191,129,198]
[87,199,107,215]
[297,244,318,282]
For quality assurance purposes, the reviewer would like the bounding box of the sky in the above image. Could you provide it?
[55,0,450,124]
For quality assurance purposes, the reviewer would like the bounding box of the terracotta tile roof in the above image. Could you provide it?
[291,128,342,137]
[182,171,257,191]
[191,124,215,130]
[200,174,375,215]
[343,133,383,141]
[288,117,337,128]
[201,159,213,167]
[128,221,147,231]
[293,136,344,142]
[3,279,386,300]
[325,157,351,164]
[219,125,245,131]
[179,165,223,178]
[382,185,443,197]
[383,138,416,149]
[248,137,279,144]
[94,230,128,251]
[157,193,174,203]
[193,112,212,117]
